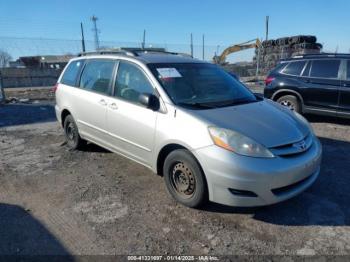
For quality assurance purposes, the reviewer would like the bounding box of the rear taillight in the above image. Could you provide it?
[52,83,59,93]
[265,76,275,86]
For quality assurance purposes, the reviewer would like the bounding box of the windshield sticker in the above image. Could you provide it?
[157,68,182,78]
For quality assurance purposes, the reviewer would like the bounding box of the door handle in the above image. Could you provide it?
[109,102,118,110]
[99,99,107,106]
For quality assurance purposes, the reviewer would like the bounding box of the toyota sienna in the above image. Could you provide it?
[55,49,322,208]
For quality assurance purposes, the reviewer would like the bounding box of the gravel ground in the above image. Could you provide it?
[0,88,350,258]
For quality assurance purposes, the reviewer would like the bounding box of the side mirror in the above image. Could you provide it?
[139,93,160,111]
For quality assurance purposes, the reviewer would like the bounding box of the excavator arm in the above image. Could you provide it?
[214,39,261,64]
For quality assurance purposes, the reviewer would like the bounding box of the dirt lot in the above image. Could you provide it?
[1,87,350,257]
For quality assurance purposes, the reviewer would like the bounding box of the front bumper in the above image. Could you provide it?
[194,136,322,207]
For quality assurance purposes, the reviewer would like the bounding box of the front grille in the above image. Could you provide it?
[269,134,313,157]
[271,175,313,196]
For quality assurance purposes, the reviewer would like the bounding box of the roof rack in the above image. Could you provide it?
[122,48,192,57]
[78,47,193,58]
[77,49,135,57]
[121,47,166,53]
[291,53,350,59]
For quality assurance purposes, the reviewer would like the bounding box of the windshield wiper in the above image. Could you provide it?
[177,98,258,109]
[209,98,258,107]
[176,102,216,109]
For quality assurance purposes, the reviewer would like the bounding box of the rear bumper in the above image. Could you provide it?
[55,104,61,125]
[194,135,322,207]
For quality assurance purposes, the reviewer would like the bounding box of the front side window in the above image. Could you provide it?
[310,59,340,79]
[282,61,306,76]
[79,60,115,95]
[148,63,257,109]
[114,61,154,104]
[61,60,84,86]
[347,60,350,80]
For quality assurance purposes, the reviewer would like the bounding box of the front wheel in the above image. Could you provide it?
[163,149,208,208]
[277,95,301,113]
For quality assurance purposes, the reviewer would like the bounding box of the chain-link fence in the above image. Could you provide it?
[0,36,259,88]
[0,36,231,61]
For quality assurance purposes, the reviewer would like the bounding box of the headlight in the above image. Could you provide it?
[208,127,274,158]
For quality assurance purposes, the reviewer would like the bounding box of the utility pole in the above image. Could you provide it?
[256,38,262,78]
[202,34,205,60]
[265,16,269,41]
[80,22,86,53]
[142,29,146,49]
[91,15,100,50]
[190,33,193,57]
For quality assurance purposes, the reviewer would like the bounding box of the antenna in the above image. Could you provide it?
[91,15,100,50]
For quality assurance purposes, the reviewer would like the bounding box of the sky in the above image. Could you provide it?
[0,0,350,61]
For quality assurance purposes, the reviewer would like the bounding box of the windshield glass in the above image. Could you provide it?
[148,63,257,109]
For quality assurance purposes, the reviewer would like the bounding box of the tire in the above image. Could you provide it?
[63,115,86,150]
[163,149,208,208]
[277,95,301,113]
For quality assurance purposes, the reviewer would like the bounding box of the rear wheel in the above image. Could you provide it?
[63,115,86,150]
[163,149,208,208]
[277,95,301,113]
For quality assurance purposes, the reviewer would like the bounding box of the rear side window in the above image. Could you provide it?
[282,61,306,76]
[273,62,287,73]
[347,60,350,80]
[310,59,340,79]
[61,60,84,86]
[302,61,311,77]
[79,60,115,95]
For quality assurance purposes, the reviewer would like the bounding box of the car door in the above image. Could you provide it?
[74,59,116,145]
[339,59,350,115]
[106,60,158,166]
[302,59,341,112]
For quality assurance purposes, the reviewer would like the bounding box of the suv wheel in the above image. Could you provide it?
[63,115,86,150]
[163,149,208,208]
[277,95,301,113]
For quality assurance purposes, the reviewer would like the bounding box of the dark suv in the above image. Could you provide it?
[264,53,350,118]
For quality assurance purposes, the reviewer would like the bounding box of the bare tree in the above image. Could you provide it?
[0,50,12,68]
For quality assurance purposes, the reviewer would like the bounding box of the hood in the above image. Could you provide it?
[186,100,310,148]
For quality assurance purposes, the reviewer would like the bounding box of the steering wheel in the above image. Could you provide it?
[121,88,139,101]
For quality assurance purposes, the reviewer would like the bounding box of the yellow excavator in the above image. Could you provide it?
[213,38,261,64]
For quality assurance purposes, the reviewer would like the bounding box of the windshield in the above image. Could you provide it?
[148,63,258,109]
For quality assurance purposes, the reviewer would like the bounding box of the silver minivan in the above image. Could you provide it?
[55,49,322,208]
